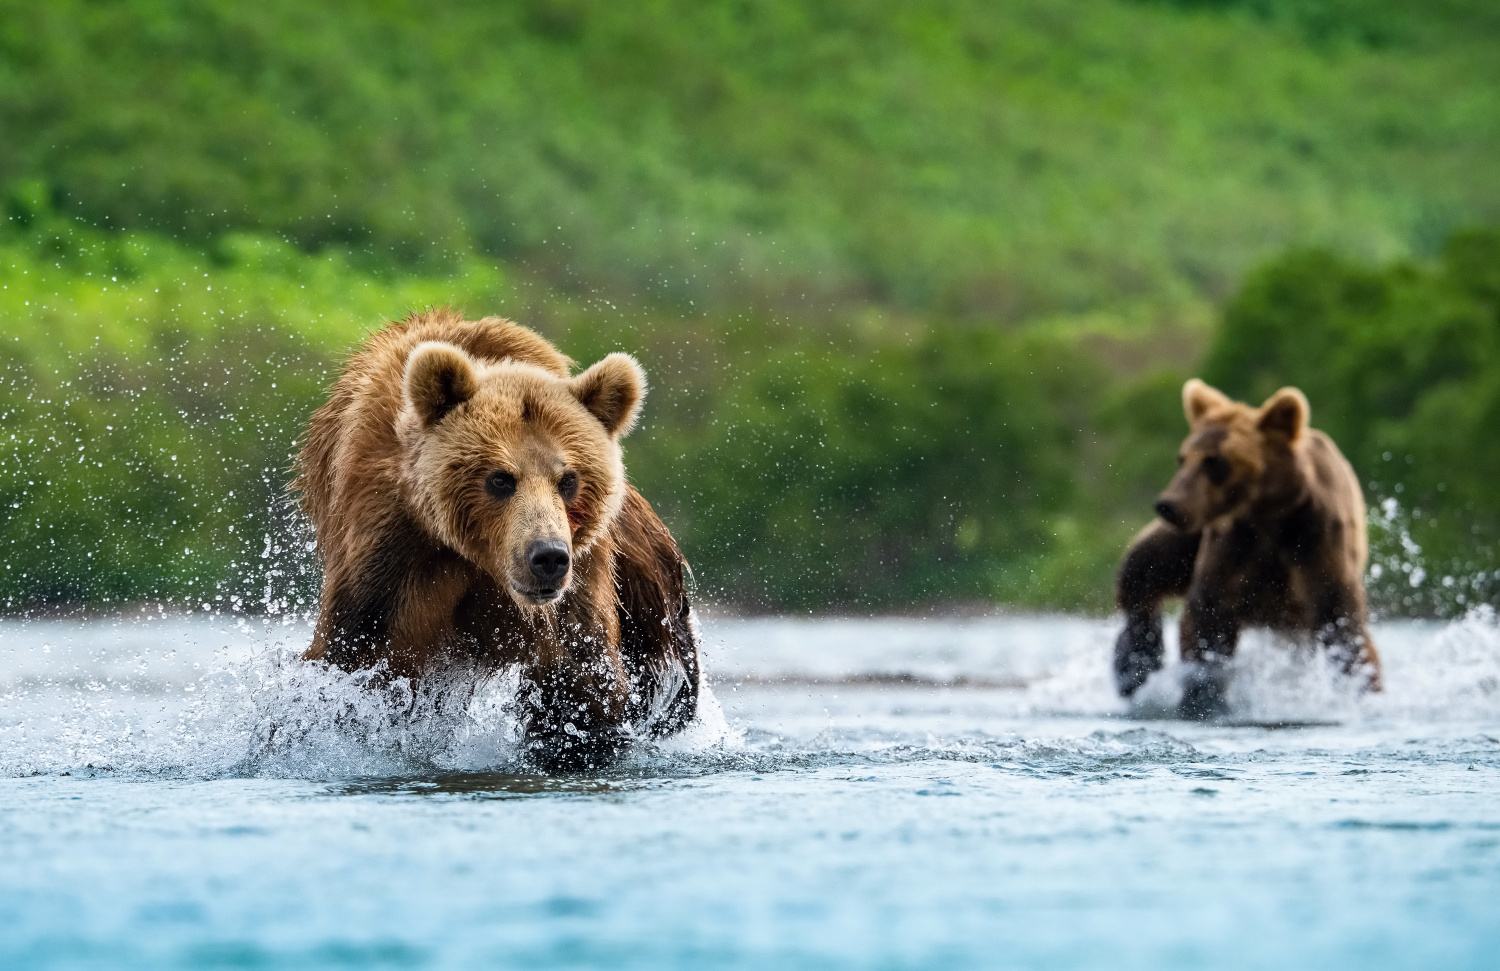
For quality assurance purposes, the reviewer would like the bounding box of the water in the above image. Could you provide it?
[3,609,1499,969]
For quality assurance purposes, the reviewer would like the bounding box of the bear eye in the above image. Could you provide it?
[558,469,580,502]
[485,469,517,499]
[1201,455,1231,485]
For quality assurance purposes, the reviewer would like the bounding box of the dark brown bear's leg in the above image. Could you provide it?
[1314,588,1383,693]
[1178,587,1242,720]
[1114,520,1200,698]
[516,651,631,772]
[516,552,633,773]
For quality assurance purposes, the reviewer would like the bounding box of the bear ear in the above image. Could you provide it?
[570,353,645,438]
[1257,386,1309,443]
[404,341,478,426]
[1183,378,1232,425]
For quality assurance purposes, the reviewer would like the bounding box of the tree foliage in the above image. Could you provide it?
[4,0,1498,317]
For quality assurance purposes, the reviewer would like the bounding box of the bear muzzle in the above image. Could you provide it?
[511,538,572,604]
[1154,496,1186,530]
[1154,491,1211,532]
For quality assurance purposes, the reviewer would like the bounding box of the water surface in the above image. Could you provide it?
[2,610,1498,969]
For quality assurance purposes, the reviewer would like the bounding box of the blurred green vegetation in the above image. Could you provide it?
[5,0,1499,316]
[1,0,1497,614]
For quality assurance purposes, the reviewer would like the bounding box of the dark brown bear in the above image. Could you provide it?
[1113,379,1381,717]
[296,309,699,769]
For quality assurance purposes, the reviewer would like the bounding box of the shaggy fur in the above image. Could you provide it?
[1114,379,1381,717]
[297,309,699,769]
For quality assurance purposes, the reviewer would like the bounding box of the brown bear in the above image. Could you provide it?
[296,309,699,769]
[1113,379,1381,718]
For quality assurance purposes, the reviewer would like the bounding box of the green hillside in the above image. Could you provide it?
[2,0,1498,613]
[6,0,1499,318]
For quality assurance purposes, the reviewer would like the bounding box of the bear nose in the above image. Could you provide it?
[527,540,571,586]
[1154,498,1183,529]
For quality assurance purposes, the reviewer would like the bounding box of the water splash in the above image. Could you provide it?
[3,610,1499,780]
[1105,608,1500,725]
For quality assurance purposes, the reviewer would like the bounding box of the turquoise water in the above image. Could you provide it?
[2,612,1499,969]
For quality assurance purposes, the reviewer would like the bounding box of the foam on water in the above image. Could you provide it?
[1024,609,1500,725]
[0,617,740,780]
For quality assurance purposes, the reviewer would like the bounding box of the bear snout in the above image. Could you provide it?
[1154,497,1185,529]
[525,539,572,593]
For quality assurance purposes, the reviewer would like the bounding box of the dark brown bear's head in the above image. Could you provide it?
[395,341,644,608]
[1153,378,1310,533]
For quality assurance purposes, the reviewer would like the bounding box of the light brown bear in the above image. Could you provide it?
[296,309,699,769]
[1113,379,1381,718]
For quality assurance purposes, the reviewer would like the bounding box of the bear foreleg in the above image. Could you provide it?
[516,649,631,772]
[1114,520,1199,698]
[1313,589,1383,693]
[1177,590,1242,720]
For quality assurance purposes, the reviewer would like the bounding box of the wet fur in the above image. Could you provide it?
[295,309,699,769]
[1114,379,1381,717]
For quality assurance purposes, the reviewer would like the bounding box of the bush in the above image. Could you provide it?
[653,327,1095,608]
[0,331,321,612]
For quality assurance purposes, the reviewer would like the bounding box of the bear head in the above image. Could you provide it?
[1153,378,1310,532]
[395,340,645,608]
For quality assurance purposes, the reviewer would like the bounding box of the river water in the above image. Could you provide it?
[2,610,1498,969]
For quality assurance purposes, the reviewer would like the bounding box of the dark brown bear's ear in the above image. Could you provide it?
[1183,378,1232,425]
[570,353,645,438]
[404,341,478,426]
[1257,387,1309,443]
